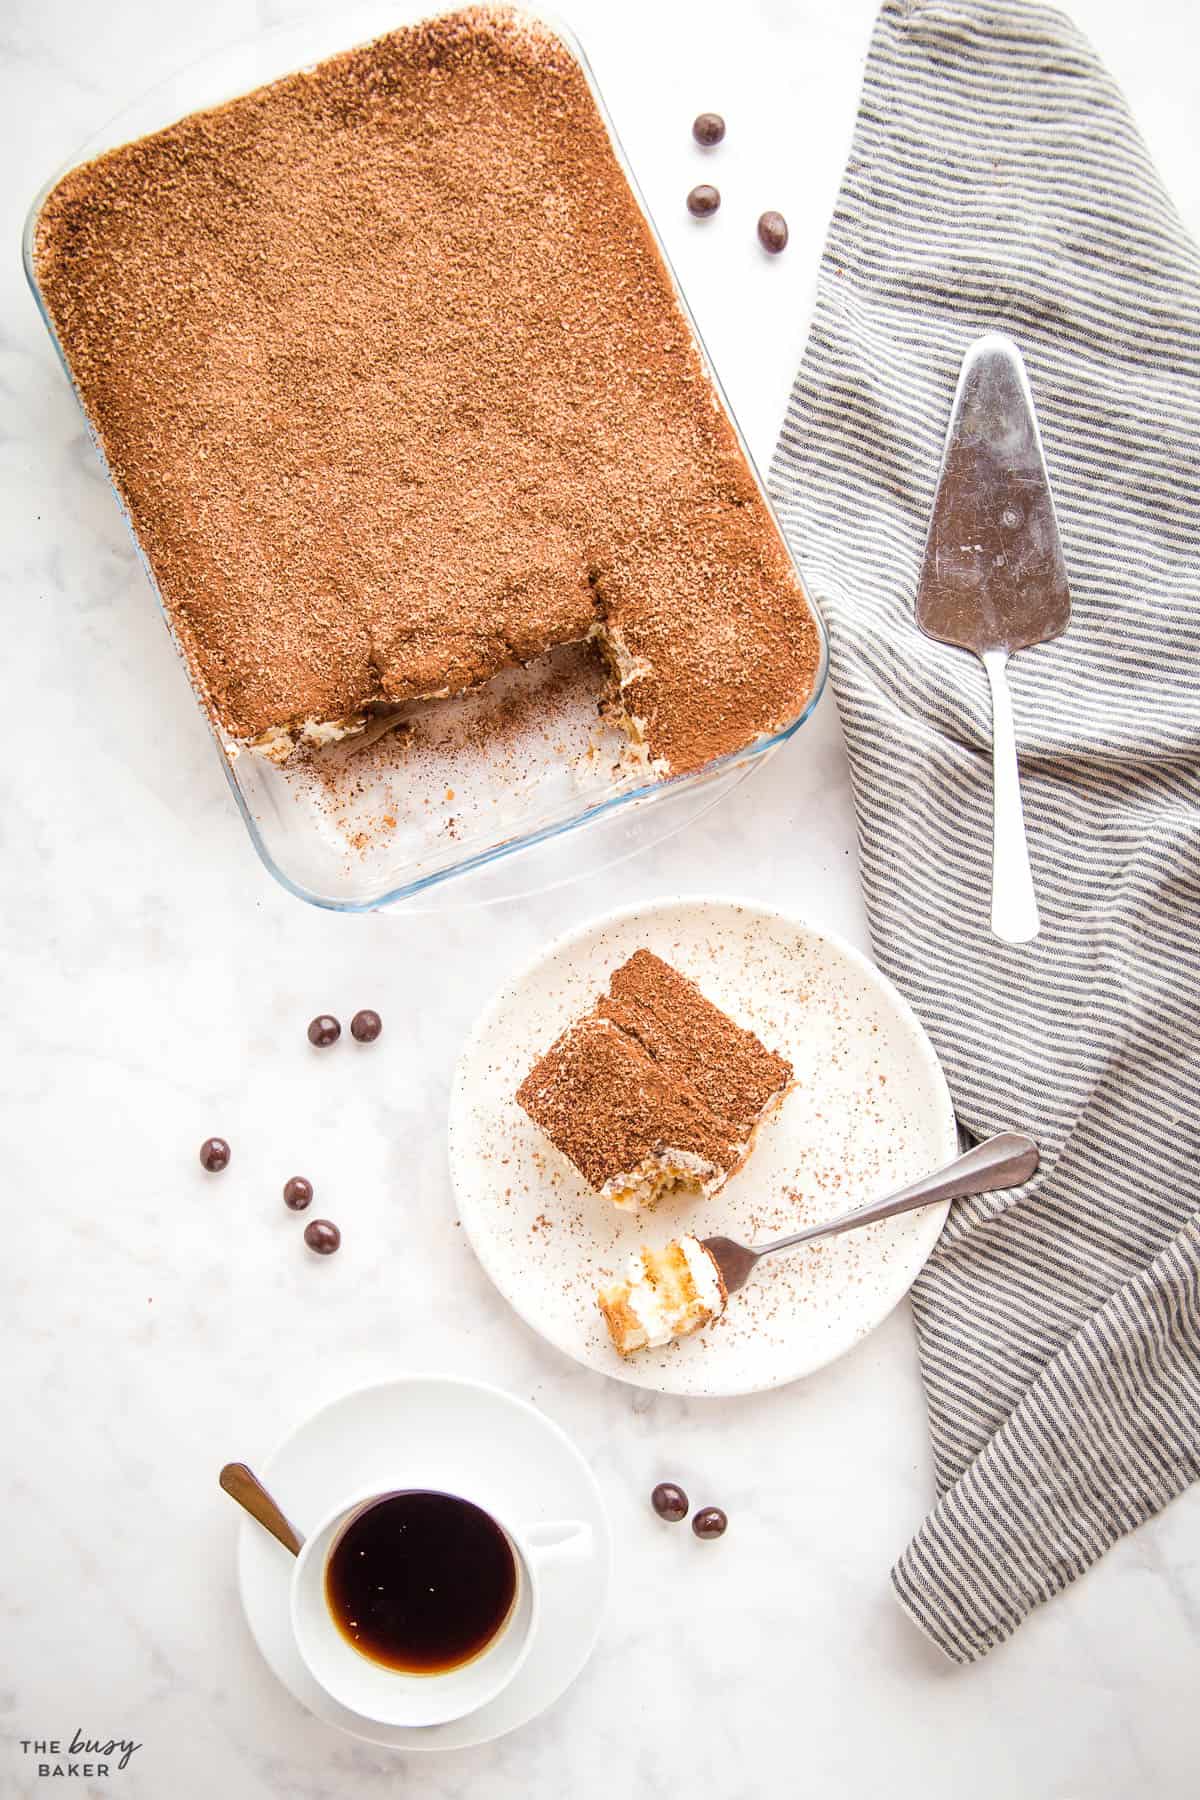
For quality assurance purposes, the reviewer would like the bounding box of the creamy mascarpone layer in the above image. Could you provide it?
[244,712,369,764]
[599,1233,726,1354]
[599,1148,721,1211]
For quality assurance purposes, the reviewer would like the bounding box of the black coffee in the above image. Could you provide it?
[325,1490,517,1673]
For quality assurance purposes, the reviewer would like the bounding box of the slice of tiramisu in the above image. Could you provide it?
[597,1235,727,1356]
[515,950,792,1208]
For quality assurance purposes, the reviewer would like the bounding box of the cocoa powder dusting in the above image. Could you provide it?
[599,949,793,1139]
[516,1014,736,1192]
[516,950,792,1191]
[34,6,819,774]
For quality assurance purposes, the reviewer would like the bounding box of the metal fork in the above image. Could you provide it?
[702,1131,1038,1294]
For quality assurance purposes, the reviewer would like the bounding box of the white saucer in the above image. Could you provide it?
[450,898,958,1396]
[236,1375,611,1750]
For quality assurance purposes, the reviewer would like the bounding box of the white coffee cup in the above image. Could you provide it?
[290,1486,592,1727]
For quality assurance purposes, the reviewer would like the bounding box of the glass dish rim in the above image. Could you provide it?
[20,3,829,914]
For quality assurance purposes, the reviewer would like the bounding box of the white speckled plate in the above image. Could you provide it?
[449,899,958,1395]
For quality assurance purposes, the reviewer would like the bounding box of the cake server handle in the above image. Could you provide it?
[985,649,1041,944]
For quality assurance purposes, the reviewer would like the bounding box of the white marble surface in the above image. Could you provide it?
[4,0,1199,1793]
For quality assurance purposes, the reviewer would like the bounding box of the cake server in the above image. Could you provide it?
[915,333,1070,943]
[703,1131,1038,1293]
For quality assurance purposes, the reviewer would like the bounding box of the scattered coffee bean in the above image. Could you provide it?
[304,1219,341,1255]
[692,1506,728,1540]
[199,1137,231,1173]
[692,111,725,147]
[687,184,721,219]
[307,1014,341,1048]
[283,1176,313,1211]
[757,210,789,254]
[350,1009,383,1043]
[651,1482,689,1522]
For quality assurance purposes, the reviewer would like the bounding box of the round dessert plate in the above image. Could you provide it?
[236,1375,611,1750]
[450,899,959,1396]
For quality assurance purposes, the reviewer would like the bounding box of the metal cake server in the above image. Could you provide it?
[915,333,1070,943]
[703,1131,1038,1293]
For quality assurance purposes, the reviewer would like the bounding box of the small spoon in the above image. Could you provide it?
[219,1461,304,1556]
[703,1131,1038,1294]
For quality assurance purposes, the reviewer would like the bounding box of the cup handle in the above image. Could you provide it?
[520,1519,593,1568]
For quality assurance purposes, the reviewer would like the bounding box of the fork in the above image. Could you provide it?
[702,1131,1038,1294]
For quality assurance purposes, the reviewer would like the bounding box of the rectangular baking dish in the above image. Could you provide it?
[22,5,827,911]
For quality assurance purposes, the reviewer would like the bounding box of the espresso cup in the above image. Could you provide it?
[291,1486,592,1727]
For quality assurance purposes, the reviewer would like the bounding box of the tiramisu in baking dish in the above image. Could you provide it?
[33,7,820,777]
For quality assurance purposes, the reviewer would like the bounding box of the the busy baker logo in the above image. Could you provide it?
[18,1732,142,1779]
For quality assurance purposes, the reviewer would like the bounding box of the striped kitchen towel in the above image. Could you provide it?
[769,0,1200,1662]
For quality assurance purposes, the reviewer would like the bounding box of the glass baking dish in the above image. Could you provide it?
[22,5,827,912]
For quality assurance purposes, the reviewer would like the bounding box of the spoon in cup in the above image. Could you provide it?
[219,1461,304,1555]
